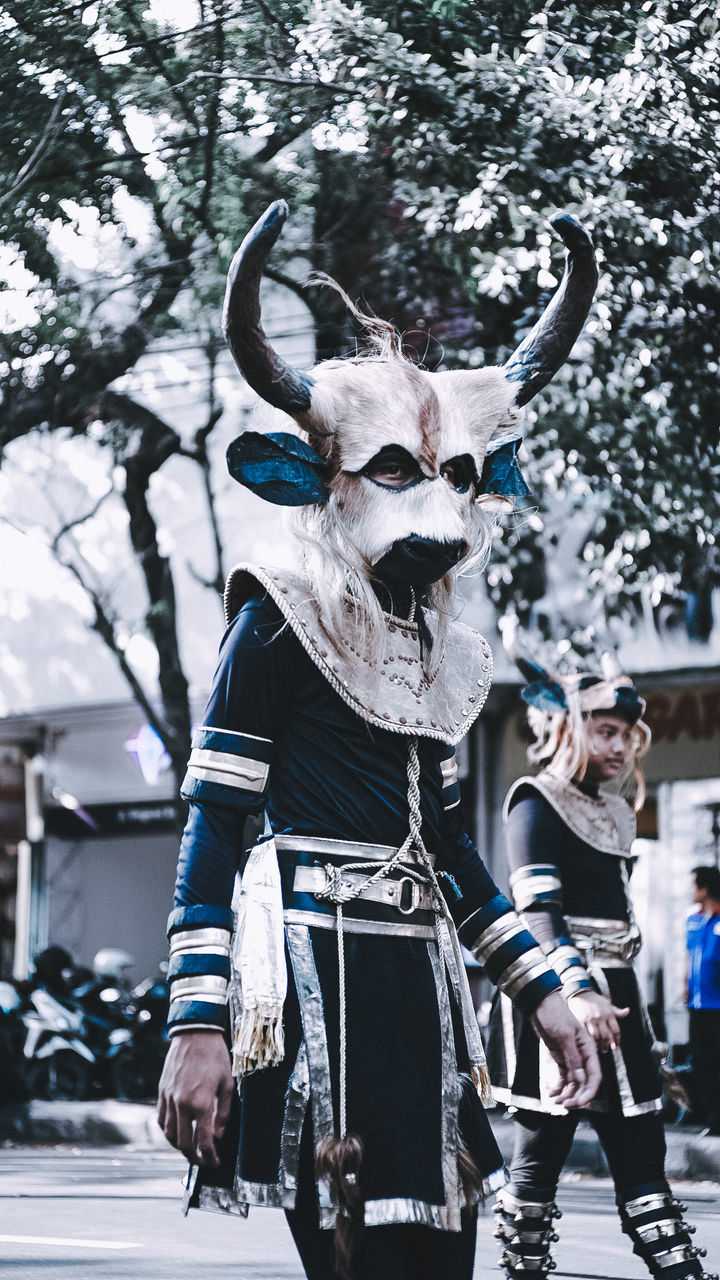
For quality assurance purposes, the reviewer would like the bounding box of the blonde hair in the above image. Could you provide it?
[527,691,651,812]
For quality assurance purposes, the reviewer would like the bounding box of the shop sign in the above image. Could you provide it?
[644,687,720,744]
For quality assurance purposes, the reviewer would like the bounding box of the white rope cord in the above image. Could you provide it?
[404,738,492,1100]
[319,733,490,1134]
[319,741,431,1138]
[336,902,348,1137]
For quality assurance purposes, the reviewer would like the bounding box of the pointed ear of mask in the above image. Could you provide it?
[520,679,568,714]
[226,431,330,506]
[478,439,532,500]
[516,656,550,685]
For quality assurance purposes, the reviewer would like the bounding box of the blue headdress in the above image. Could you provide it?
[517,656,645,725]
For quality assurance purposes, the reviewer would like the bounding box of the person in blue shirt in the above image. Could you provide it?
[686,865,720,1136]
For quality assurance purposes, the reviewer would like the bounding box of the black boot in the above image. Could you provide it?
[493,1187,561,1277]
[619,1190,717,1280]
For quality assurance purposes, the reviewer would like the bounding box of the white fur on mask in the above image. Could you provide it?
[332,474,470,565]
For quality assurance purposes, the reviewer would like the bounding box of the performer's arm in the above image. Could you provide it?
[439,759,560,1015]
[504,792,595,1000]
[440,759,601,1105]
[506,792,628,1052]
[167,595,295,1036]
[158,594,297,1163]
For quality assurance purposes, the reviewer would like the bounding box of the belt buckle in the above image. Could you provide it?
[397,877,420,915]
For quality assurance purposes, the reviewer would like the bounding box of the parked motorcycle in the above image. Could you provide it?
[9,945,170,1103]
[20,986,95,1100]
[70,948,166,1101]
[109,977,170,1102]
[0,980,30,1104]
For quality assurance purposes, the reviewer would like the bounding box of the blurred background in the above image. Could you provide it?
[0,0,718,1091]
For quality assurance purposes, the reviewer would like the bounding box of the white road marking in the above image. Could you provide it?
[0,1234,142,1250]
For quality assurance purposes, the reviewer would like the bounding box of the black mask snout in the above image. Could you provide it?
[374,535,467,587]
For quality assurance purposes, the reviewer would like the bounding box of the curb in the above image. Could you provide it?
[1,1102,719,1182]
[0,1099,170,1149]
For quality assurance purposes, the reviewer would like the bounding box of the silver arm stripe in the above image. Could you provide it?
[197,724,272,744]
[560,972,594,997]
[169,976,229,1001]
[509,863,559,884]
[169,927,232,952]
[186,747,269,792]
[545,942,587,974]
[169,990,228,1007]
[495,946,553,999]
[502,959,559,1002]
[168,943,232,959]
[471,914,528,962]
[511,876,562,912]
[543,941,592,993]
[441,759,458,786]
[169,1023,224,1036]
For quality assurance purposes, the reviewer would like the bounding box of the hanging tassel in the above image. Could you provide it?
[231,1003,285,1077]
[458,1138,486,1204]
[315,1134,365,1280]
[471,1061,494,1106]
[458,1073,492,1207]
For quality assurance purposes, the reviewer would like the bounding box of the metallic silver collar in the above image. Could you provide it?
[224,563,493,744]
[504,771,636,857]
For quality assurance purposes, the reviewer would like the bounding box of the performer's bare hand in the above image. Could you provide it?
[531,990,602,1108]
[567,990,629,1054]
[157,1030,234,1167]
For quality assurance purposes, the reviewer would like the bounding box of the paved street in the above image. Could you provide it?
[0,1147,718,1279]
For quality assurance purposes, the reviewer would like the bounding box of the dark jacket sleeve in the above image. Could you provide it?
[167,592,299,1034]
[438,751,562,1017]
[504,790,594,998]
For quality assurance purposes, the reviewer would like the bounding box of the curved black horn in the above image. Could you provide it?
[503,214,598,407]
[222,200,314,415]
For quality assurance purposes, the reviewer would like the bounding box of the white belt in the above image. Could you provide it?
[274,833,433,866]
[566,915,641,965]
[293,865,435,914]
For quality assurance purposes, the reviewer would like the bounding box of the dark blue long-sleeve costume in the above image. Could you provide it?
[486,774,662,1118]
[168,574,561,1231]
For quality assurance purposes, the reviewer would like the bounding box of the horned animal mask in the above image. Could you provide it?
[223,200,597,585]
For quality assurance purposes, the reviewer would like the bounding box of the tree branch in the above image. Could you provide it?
[186,363,227,597]
[196,14,224,233]
[0,82,69,211]
[0,512,179,769]
[50,486,115,551]
[172,69,360,95]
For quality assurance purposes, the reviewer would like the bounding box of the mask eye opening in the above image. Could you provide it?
[439,453,478,494]
[361,445,425,490]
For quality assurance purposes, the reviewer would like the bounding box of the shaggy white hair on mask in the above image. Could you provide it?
[288,493,496,678]
[257,281,504,676]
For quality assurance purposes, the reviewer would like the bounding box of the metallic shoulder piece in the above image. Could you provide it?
[224,563,493,745]
[503,770,636,857]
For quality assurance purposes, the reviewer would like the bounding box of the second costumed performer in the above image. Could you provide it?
[487,657,716,1280]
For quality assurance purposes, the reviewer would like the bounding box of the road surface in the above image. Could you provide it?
[0,1147,718,1278]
